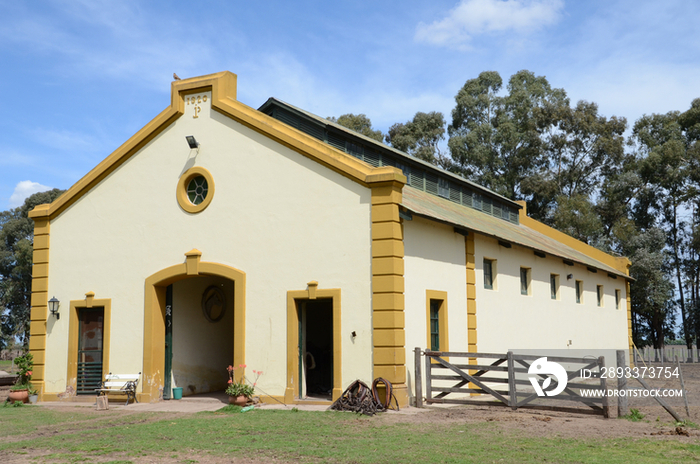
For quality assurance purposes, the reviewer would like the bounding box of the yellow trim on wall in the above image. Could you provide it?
[285,286,342,403]
[466,234,477,353]
[141,254,246,403]
[425,290,449,353]
[28,71,406,223]
[66,294,112,393]
[516,201,631,276]
[176,166,215,214]
[29,214,50,399]
[371,181,408,408]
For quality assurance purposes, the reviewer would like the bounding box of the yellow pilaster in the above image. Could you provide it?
[371,181,408,408]
[28,206,51,400]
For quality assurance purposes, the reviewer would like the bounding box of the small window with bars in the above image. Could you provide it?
[576,280,583,304]
[430,299,441,351]
[550,274,559,300]
[484,259,495,290]
[615,289,622,309]
[520,267,531,296]
[597,285,604,307]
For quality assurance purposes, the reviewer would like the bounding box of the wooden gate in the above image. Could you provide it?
[414,349,610,417]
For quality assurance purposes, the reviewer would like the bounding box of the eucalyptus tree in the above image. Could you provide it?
[327,113,384,142]
[447,70,568,204]
[385,111,446,166]
[0,189,64,349]
[541,101,628,243]
[626,228,675,349]
[631,111,696,350]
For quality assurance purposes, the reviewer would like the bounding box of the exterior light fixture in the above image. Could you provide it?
[567,274,573,280]
[185,136,199,149]
[48,296,60,320]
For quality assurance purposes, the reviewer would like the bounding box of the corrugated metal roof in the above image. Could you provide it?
[401,186,630,280]
[258,97,520,208]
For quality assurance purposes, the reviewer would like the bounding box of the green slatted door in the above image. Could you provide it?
[77,308,104,394]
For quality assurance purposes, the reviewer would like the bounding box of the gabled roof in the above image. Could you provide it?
[29,72,405,221]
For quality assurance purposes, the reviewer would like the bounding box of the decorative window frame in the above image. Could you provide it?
[425,290,448,353]
[177,166,215,213]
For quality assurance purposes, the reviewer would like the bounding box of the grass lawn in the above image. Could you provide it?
[1,404,698,463]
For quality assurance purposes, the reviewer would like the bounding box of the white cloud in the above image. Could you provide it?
[9,181,52,208]
[415,0,564,47]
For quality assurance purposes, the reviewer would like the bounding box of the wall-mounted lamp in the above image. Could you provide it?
[351,331,357,338]
[48,296,60,320]
[185,135,199,149]
[567,274,573,280]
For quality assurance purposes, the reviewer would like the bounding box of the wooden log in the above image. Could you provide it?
[414,347,423,408]
[676,355,690,418]
[617,350,629,418]
[635,376,683,422]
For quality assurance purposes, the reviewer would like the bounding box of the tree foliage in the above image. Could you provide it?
[447,70,568,200]
[0,189,64,350]
[328,113,384,142]
[386,111,446,165]
[381,68,700,348]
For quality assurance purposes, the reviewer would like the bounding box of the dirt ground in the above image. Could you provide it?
[1,362,698,463]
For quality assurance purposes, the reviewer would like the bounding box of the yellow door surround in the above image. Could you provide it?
[285,283,342,404]
[141,250,246,402]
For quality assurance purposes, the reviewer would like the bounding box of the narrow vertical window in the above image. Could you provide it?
[430,299,440,351]
[550,274,559,300]
[484,259,494,290]
[520,267,531,295]
[576,280,583,304]
[426,291,448,353]
[615,289,621,309]
[597,285,604,307]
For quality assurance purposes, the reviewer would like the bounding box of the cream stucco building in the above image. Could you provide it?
[28,72,632,407]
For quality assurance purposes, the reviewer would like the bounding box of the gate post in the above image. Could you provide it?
[616,350,629,417]
[507,351,517,410]
[425,351,432,404]
[599,356,610,418]
[414,348,423,408]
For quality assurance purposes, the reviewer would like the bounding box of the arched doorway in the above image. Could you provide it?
[141,251,246,402]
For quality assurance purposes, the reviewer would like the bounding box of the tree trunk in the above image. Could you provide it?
[671,201,691,351]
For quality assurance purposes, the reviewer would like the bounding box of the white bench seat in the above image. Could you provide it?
[96,373,141,405]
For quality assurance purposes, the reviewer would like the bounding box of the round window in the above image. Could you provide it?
[177,166,214,213]
[187,176,208,205]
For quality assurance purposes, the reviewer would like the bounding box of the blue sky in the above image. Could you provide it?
[1,0,699,209]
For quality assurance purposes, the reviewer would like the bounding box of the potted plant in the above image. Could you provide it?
[9,352,34,404]
[225,364,261,406]
[28,387,39,404]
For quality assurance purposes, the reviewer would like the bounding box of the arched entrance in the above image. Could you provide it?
[141,250,246,402]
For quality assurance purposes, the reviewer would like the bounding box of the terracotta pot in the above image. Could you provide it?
[228,395,248,406]
[8,389,29,404]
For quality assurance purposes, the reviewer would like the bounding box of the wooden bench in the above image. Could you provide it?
[96,372,141,405]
